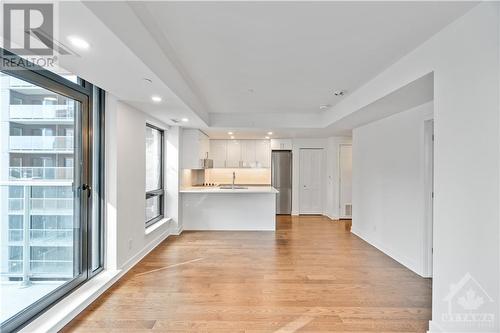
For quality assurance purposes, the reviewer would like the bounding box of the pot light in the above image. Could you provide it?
[319,104,331,110]
[267,132,273,135]
[228,131,233,135]
[181,118,189,122]
[67,36,90,50]
[151,96,162,103]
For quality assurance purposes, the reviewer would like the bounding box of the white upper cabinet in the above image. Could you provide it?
[182,129,210,169]
[255,140,271,168]
[209,140,227,168]
[241,140,256,168]
[226,140,241,168]
[208,139,271,168]
[271,139,292,150]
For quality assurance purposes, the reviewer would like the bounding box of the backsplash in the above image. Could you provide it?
[206,168,271,185]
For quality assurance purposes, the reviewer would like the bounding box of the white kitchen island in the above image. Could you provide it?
[180,186,278,230]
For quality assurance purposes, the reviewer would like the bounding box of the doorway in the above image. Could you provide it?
[339,144,352,219]
[299,148,323,214]
[423,119,434,277]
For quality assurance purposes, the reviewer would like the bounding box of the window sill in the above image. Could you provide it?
[19,270,121,333]
[145,217,172,235]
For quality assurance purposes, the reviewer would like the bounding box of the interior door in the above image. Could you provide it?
[299,148,323,214]
[339,144,352,218]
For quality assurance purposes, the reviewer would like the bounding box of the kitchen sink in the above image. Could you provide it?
[219,185,248,189]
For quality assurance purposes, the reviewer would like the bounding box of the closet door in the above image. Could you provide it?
[299,148,323,214]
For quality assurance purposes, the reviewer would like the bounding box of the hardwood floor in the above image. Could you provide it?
[62,216,431,332]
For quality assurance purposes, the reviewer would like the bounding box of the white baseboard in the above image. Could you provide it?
[20,227,179,333]
[351,227,424,277]
[324,213,340,221]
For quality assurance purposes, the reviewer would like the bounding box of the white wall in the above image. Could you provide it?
[105,94,180,270]
[352,102,433,276]
[326,3,499,331]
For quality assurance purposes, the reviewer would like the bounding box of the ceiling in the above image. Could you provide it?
[77,1,476,137]
[137,1,473,115]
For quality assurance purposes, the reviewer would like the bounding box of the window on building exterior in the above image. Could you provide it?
[0,50,104,333]
[145,124,165,227]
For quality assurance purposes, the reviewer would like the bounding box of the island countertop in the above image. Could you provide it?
[180,186,279,194]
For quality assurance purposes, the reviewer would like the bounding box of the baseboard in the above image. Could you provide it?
[21,227,180,333]
[351,227,424,277]
[324,213,339,221]
[120,226,172,271]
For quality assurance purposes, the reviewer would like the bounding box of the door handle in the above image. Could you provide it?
[81,184,92,198]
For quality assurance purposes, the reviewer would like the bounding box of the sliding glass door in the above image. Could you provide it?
[0,52,103,332]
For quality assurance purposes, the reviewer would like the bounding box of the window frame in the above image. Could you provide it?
[0,48,105,333]
[145,123,165,228]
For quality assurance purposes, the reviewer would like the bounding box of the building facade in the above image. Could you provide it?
[0,73,76,282]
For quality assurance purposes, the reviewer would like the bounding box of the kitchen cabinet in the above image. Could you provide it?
[271,139,292,150]
[209,140,227,168]
[208,139,271,168]
[182,129,209,169]
[255,140,271,168]
[226,140,241,168]
[241,140,256,167]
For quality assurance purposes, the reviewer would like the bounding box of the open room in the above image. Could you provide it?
[0,1,499,333]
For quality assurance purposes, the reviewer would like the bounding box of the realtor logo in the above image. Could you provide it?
[3,3,54,55]
[442,273,495,330]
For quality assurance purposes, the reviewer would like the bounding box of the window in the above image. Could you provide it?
[1,50,104,333]
[145,124,164,227]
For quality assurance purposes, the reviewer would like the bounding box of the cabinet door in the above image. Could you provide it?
[240,140,256,168]
[209,140,227,168]
[182,129,202,169]
[226,140,241,167]
[199,133,210,160]
[255,140,271,168]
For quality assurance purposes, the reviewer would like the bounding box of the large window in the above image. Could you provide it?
[0,50,104,332]
[145,124,164,227]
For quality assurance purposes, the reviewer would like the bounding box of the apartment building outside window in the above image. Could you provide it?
[0,50,104,332]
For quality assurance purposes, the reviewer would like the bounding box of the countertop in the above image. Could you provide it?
[180,186,279,194]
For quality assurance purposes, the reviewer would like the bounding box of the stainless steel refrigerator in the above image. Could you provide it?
[271,150,292,214]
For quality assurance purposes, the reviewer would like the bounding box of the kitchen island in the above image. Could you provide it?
[180,186,278,230]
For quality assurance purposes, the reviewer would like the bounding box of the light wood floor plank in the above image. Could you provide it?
[62,216,431,332]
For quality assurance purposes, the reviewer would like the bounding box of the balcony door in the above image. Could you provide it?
[0,59,102,332]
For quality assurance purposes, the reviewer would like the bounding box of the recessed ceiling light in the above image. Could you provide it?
[230,136,235,139]
[319,104,331,110]
[265,136,270,139]
[67,36,90,50]
[151,95,162,103]
[228,131,233,135]
[267,132,273,135]
[181,118,189,122]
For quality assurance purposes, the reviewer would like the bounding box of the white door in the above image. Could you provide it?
[299,148,323,214]
[339,144,352,218]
